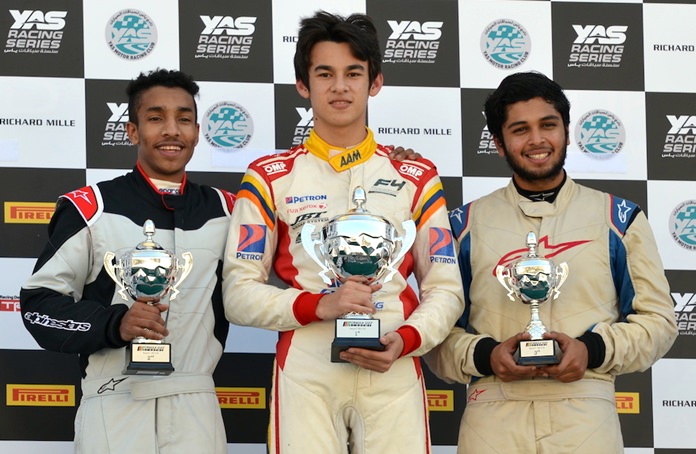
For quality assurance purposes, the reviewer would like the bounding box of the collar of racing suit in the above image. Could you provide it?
[304,127,377,172]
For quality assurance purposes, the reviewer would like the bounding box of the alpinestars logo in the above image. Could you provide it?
[203,101,253,149]
[480,19,531,69]
[23,312,91,332]
[102,102,131,146]
[195,16,256,60]
[574,109,625,159]
[105,9,157,60]
[291,107,313,146]
[383,20,443,64]
[568,25,627,68]
[674,292,696,335]
[663,115,696,159]
[669,200,696,251]
[5,10,67,54]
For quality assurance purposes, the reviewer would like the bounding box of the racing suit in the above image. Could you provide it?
[222,128,464,454]
[20,165,235,454]
[425,177,677,453]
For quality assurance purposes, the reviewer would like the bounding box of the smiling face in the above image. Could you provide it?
[494,96,569,191]
[296,40,383,147]
[126,86,200,182]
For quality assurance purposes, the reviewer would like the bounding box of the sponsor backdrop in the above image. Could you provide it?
[0,0,694,452]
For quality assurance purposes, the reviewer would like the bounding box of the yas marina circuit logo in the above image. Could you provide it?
[574,109,625,159]
[663,115,696,159]
[203,101,253,149]
[195,15,256,60]
[383,19,443,64]
[568,24,626,69]
[5,9,67,54]
[669,200,696,251]
[105,9,157,60]
[102,102,130,146]
[480,19,530,70]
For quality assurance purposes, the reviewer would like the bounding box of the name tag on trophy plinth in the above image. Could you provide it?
[104,219,193,375]
[495,232,569,366]
[301,186,416,363]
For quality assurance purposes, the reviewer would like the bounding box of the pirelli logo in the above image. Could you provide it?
[216,387,266,409]
[616,392,640,414]
[427,390,454,412]
[4,202,55,224]
[7,384,75,407]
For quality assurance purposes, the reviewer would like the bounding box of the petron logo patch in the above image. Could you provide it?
[216,387,266,409]
[196,15,256,60]
[615,392,639,414]
[429,227,456,264]
[4,202,54,224]
[574,109,626,159]
[7,384,75,407]
[5,10,67,54]
[663,115,696,159]
[105,9,157,60]
[203,101,253,149]
[669,200,696,251]
[427,390,454,412]
[480,19,531,70]
[236,224,266,260]
[383,19,443,64]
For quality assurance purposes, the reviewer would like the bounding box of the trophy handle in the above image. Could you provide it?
[169,251,194,301]
[301,223,333,285]
[552,262,570,300]
[495,265,517,302]
[104,251,130,301]
[381,220,417,284]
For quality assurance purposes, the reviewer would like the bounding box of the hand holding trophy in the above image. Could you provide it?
[301,187,416,363]
[104,220,193,375]
[495,232,569,366]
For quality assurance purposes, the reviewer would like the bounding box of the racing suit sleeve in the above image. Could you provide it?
[397,169,465,357]
[20,200,128,354]
[222,167,308,331]
[590,210,677,374]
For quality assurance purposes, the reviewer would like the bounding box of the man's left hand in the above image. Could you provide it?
[339,331,404,372]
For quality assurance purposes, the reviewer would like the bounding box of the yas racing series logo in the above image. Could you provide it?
[663,115,696,159]
[291,107,313,146]
[5,9,67,54]
[102,102,131,146]
[669,200,696,251]
[480,19,531,69]
[569,25,627,68]
[477,112,498,155]
[673,292,696,335]
[195,15,256,60]
[383,20,443,64]
[203,101,253,149]
[574,109,626,159]
[105,9,157,60]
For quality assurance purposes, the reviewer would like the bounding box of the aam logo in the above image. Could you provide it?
[573,25,627,45]
[387,20,442,40]
[9,10,67,30]
[7,384,75,407]
[216,387,266,409]
[200,16,256,36]
[4,202,54,224]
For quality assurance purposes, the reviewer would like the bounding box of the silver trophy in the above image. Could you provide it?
[104,219,193,375]
[301,186,416,362]
[495,232,569,365]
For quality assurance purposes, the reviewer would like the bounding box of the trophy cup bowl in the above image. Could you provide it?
[495,232,569,366]
[301,187,416,362]
[104,219,193,375]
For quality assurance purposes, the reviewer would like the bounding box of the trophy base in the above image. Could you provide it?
[123,341,175,376]
[514,339,562,366]
[331,317,384,363]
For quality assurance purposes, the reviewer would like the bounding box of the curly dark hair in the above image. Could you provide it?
[126,68,200,124]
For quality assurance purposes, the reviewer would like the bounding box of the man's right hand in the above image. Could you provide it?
[119,299,169,342]
[315,276,382,321]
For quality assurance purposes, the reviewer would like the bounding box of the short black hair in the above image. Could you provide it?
[294,11,381,89]
[126,68,199,124]
[484,71,571,141]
